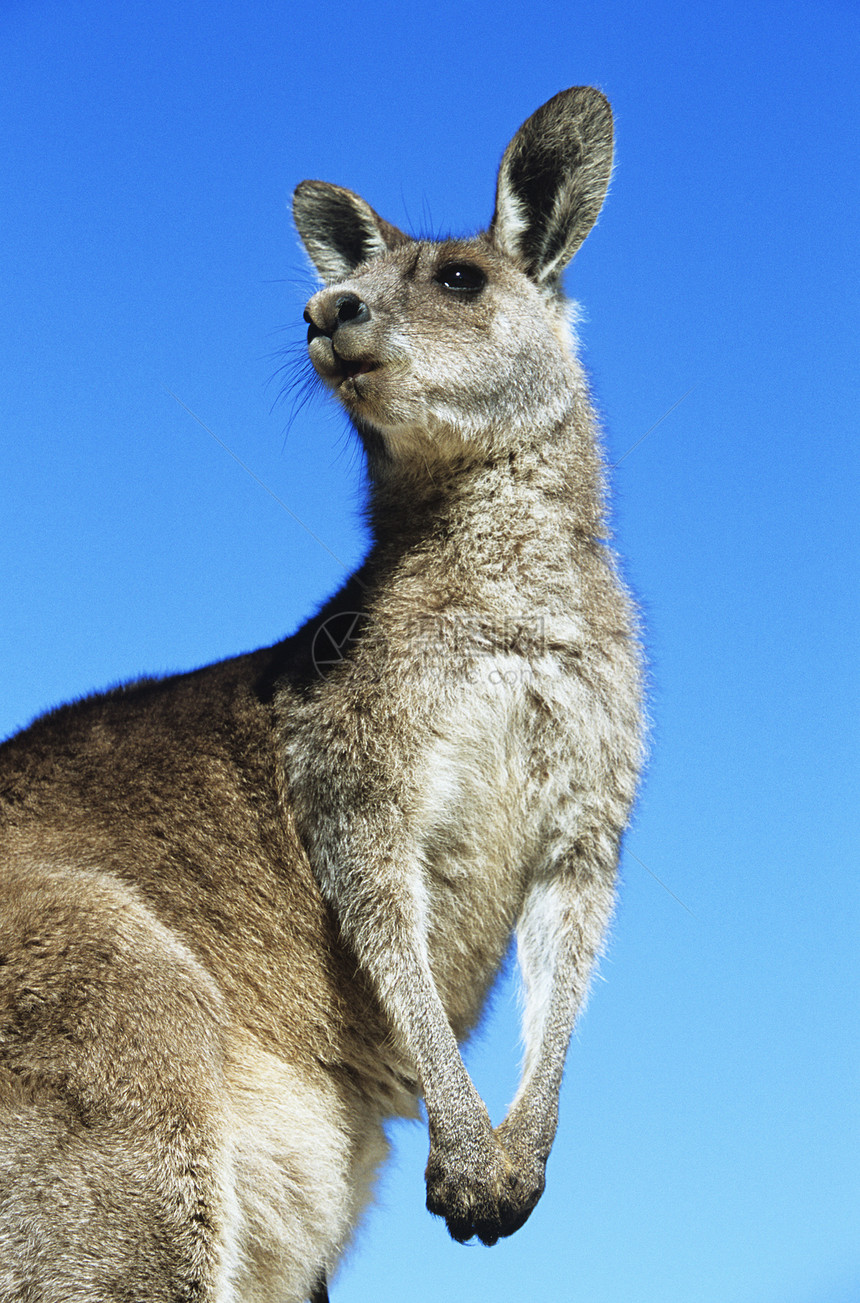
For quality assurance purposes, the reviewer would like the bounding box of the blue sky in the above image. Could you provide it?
[1,2,857,1301]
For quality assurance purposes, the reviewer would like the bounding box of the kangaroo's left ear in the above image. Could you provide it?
[293,181,411,284]
[491,87,614,290]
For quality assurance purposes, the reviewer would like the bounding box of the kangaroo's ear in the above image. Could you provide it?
[491,87,614,289]
[293,181,411,284]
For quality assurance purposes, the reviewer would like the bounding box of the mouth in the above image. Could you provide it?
[338,357,378,382]
[333,354,381,399]
[308,336,379,390]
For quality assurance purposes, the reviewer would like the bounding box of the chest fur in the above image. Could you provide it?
[409,651,591,1031]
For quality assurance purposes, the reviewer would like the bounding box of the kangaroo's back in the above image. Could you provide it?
[0,88,644,1302]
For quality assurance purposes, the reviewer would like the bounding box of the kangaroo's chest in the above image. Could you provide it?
[413,652,584,1031]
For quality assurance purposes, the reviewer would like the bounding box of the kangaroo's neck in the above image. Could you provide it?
[359,404,608,603]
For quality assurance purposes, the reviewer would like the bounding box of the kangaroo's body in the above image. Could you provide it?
[0,88,644,1301]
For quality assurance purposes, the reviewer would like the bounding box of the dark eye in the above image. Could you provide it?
[434,262,486,294]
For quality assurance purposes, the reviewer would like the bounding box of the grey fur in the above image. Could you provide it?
[0,87,643,1300]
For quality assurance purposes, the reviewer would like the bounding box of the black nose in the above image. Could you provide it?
[333,293,369,325]
[304,292,371,343]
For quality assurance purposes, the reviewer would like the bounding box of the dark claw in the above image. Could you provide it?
[446,1214,478,1244]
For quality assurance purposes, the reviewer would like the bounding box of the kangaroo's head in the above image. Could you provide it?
[293,87,613,469]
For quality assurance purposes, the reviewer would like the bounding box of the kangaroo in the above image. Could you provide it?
[0,87,643,1302]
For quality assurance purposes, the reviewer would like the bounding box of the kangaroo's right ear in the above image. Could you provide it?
[293,181,410,284]
[491,87,614,289]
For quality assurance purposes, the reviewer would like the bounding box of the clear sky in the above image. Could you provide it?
[1,2,857,1301]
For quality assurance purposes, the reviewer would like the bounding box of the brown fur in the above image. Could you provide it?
[0,87,644,1300]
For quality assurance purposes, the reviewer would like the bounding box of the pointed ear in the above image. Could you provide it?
[292,180,410,284]
[491,87,614,289]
